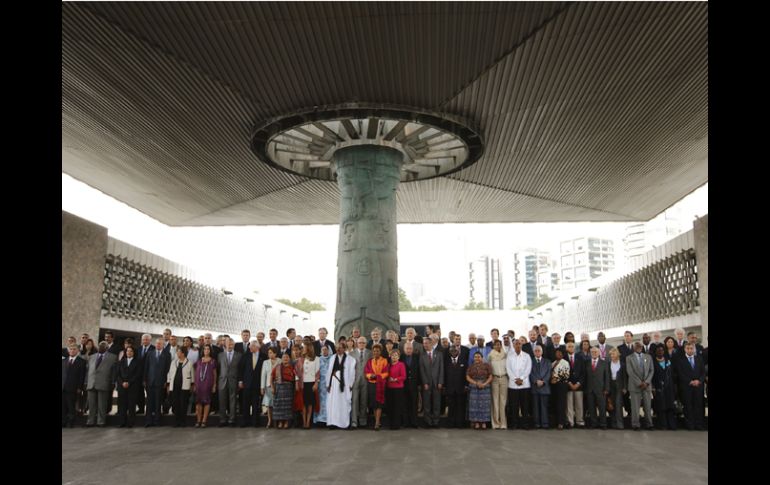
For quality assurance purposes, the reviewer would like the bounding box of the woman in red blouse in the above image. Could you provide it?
[386,349,406,430]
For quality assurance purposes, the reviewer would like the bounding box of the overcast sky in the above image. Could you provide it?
[62,174,707,311]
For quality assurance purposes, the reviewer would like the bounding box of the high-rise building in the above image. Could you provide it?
[559,237,615,290]
[469,256,503,309]
[624,208,683,262]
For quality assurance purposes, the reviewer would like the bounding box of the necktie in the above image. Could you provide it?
[228,352,232,366]
[252,353,257,370]
[689,356,695,369]
[537,358,540,364]
[638,353,643,369]
[592,360,597,371]
[96,353,103,368]
[570,355,574,366]
[429,352,433,363]
[69,358,74,367]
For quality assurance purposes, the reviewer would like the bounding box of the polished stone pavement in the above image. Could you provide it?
[62,426,707,485]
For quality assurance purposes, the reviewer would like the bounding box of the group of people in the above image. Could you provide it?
[61,324,707,432]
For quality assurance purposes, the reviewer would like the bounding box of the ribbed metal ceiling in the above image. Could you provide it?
[62,2,707,226]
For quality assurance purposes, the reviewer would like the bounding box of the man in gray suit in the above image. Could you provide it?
[419,336,444,427]
[86,341,117,427]
[585,346,610,429]
[626,341,654,430]
[350,337,371,428]
[217,338,242,427]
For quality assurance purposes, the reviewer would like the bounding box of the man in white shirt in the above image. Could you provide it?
[506,338,533,429]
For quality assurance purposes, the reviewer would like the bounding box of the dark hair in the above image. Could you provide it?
[663,336,676,348]
[286,328,295,336]
[267,346,277,356]
[202,344,213,356]
[554,348,564,359]
[338,336,347,343]
[85,339,96,355]
[104,331,114,338]
[242,329,251,334]
[269,328,278,334]
[177,346,188,357]
[564,332,575,343]
[371,343,383,353]
[687,331,696,337]
[580,340,591,351]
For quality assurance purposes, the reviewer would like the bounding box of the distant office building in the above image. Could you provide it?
[624,208,683,262]
[559,237,615,290]
[469,256,503,309]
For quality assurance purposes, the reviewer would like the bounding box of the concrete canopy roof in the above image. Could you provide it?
[62,2,707,226]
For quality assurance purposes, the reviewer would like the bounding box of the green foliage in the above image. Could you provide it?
[398,287,414,311]
[464,301,491,310]
[276,297,326,313]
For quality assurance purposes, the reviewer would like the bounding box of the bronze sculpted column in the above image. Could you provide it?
[334,145,402,339]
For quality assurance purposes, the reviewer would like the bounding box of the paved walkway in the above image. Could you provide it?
[62,427,707,484]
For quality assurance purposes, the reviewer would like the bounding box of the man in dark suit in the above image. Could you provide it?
[676,343,706,430]
[217,338,242,426]
[313,327,336,357]
[616,331,635,415]
[596,332,614,361]
[530,346,552,429]
[522,329,539,357]
[116,346,142,427]
[104,331,121,355]
[234,329,251,353]
[62,345,87,427]
[135,333,154,415]
[687,332,705,356]
[62,336,77,358]
[585,347,610,429]
[239,341,265,427]
[367,327,384,350]
[144,338,170,426]
[276,338,291,359]
[446,335,469,367]
[485,328,501,350]
[545,333,566,362]
[536,324,552,348]
[419,337,444,427]
[402,341,421,428]
[565,341,586,428]
[445,347,467,428]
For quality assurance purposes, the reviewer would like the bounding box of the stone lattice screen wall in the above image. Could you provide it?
[557,248,699,334]
[102,254,261,336]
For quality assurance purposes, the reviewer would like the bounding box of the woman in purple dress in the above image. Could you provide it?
[193,344,217,428]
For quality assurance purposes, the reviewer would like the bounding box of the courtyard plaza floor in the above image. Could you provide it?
[62,424,707,485]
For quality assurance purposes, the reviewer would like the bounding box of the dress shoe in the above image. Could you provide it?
[218,422,228,427]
